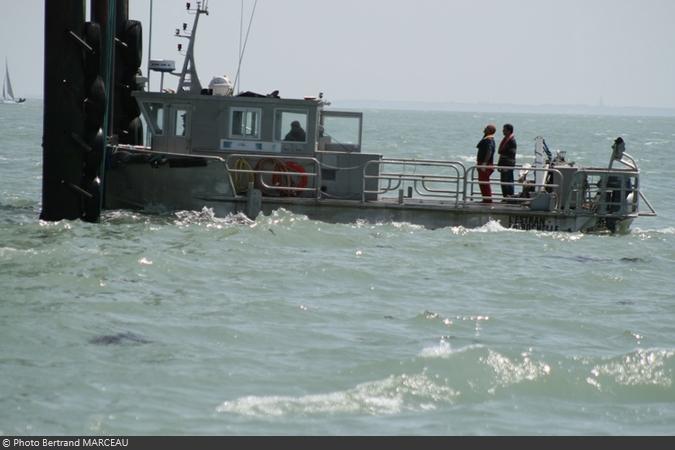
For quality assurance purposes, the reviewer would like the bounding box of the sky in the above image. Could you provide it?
[3,0,675,109]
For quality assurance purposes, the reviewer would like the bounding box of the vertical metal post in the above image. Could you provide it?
[90,0,115,139]
[91,0,116,213]
[41,0,86,221]
[113,0,129,136]
[91,0,108,31]
[147,0,153,90]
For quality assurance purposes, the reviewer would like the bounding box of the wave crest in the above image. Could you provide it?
[482,350,552,387]
[174,207,253,228]
[586,348,674,389]
[216,372,458,417]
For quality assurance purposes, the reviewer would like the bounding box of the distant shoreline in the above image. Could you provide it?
[332,99,675,118]
[15,97,675,118]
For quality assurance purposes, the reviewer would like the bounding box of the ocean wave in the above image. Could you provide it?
[415,344,555,394]
[476,220,510,233]
[255,208,309,228]
[481,350,552,389]
[0,246,19,257]
[37,219,73,230]
[383,221,425,230]
[643,140,671,146]
[102,207,254,229]
[535,231,585,241]
[350,219,425,231]
[216,372,459,417]
[586,348,674,390]
[418,340,484,359]
[0,246,40,257]
[174,207,254,229]
[0,198,39,211]
[101,209,149,224]
[447,219,513,235]
[632,226,675,235]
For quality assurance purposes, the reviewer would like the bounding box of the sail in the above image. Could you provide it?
[5,61,15,100]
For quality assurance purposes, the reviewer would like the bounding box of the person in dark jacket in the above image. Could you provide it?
[476,124,496,203]
[497,123,517,198]
[284,121,306,142]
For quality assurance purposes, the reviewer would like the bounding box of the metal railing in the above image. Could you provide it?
[113,144,227,164]
[562,169,651,218]
[113,146,655,218]
[224,154,322,199]
[362,159,466,204]
[464,165,563,209]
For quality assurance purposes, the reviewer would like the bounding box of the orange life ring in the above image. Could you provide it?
[253,159,309,197]
[284,161,309,191]
[254,158,289,196]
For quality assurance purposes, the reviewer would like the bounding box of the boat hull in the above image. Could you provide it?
[104,155,632,234]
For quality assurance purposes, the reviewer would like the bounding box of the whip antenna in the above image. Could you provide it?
[234,0,259,93]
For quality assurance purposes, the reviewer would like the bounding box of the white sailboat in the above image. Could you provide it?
[1,59,25,104]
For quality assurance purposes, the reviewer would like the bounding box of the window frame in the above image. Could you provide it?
[274,108,310,143]
[142,101,166,136]
[229,107,262,140]
[320,110,363,149]
[173,104,192,138]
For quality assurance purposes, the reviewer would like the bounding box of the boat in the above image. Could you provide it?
[103,2,656,233]
[1,58,26,104]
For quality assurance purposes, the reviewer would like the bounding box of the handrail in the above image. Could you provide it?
[638,191,657,217]
[112,144,227,163]
[465,165,564,209]
[562,168,643,218]
[113,145,656,219]
[225,154,322,199]
[362,159,466,204]
[113,144,239,193]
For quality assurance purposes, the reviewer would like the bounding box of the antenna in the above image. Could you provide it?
[234,0,259,94]
[239,0,244,91]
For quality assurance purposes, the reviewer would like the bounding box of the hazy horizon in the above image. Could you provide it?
[11,96,675,118]
[2,0,675,111]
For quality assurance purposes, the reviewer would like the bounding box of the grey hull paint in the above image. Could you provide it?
[105,161,631,233]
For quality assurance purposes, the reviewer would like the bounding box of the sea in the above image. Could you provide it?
[1,100,674,436]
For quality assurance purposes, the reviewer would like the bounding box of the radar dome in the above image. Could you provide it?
[208,75,233,96]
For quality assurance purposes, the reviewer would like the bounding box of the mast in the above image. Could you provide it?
[176,1,208,94]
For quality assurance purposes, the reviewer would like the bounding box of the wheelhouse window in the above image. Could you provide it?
[175,107,189,137]
[230,108,261,139]
[321,112,362,147]
[146,102,165,135]
[275,110,308,143]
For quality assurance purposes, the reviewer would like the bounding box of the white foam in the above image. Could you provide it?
[174,207,254,228]
[419,340,454,358]
[216,372,458,417]
[536,231,585,241]
[0,246,18,256]
[449,219,512,235]
[478,219,508,233]
[632,226,675,235]
[351,220,424,231]
[482,350,552,386]
[586,348,674,389]
[419,341,483,359]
